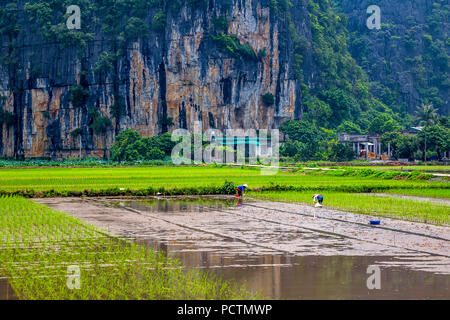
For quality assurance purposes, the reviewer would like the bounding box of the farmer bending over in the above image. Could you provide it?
[313,194,324,207]
[236,184,248,198]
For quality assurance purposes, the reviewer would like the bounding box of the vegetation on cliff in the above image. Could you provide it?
[338,0,449,116]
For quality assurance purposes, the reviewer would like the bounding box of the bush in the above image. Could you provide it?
[94,51,115,74]
[147,148,165,160]
[368,114,401,134]
[70,85,89,108]
[125,17,149,41]
[258,48,267,58]
[189,0,208,10]
[89,108,112,135]
[71,128,83,137]
[0,108,15,126]
[212,17,229,34]
[152,10,166,33]
[262,93,275,107]
[211,34,257,60]
[219,180,236,194]
[337,121,362,134]
[111,129,175,162]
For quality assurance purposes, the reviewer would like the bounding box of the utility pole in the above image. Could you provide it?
[424,133,427,162]
[366,142,369,160]
[79,134,82,159]
[388,143,391,160]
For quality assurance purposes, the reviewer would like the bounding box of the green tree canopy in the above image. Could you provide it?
[111,129,175,162]
[336,121,362,134]
[416,103,439,127]
[368,114,401,134]
[381,132,417,160]
[417,125,450,160]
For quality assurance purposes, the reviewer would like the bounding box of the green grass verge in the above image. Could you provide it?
[250,191,450,225]
[0,197,258,300]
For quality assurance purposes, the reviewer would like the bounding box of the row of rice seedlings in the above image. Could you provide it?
[0,196,259,299]
[1,181,446,199]
[0,166,442,194]
[251,191,450,225]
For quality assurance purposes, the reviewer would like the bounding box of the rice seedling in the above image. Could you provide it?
[0,197,259,300]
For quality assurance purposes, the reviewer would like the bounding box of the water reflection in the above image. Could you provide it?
[112,197,238,213]
[0,278,17,300]
[138,238,450,299]
[3,196,447,300]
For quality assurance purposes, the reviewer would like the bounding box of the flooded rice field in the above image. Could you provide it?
[3,196,449,299]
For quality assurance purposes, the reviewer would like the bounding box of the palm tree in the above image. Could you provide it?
[416,103,438,127]
[415,103,439,162]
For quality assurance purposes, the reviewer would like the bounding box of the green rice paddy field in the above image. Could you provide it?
[0,166,447,193]
[0,196,257,300]
[0,165,447,224]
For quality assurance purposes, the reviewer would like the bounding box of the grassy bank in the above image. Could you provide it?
[251,191,450,225]
[0,197,257,300]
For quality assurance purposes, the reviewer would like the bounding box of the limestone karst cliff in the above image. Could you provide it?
[0,0,305,158]
[0,0,448,158]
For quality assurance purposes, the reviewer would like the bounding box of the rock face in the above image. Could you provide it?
[1,0,310,158]
[0,0,447,159]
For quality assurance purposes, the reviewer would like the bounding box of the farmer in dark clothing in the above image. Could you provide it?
[236,184,248,198]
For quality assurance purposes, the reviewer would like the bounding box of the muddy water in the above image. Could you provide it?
[0,278,17,300]
[112,197,238,213]
[122,198,450,299]
[138,238,450,299]
[143,240,450,300]
[30,197,450,300]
